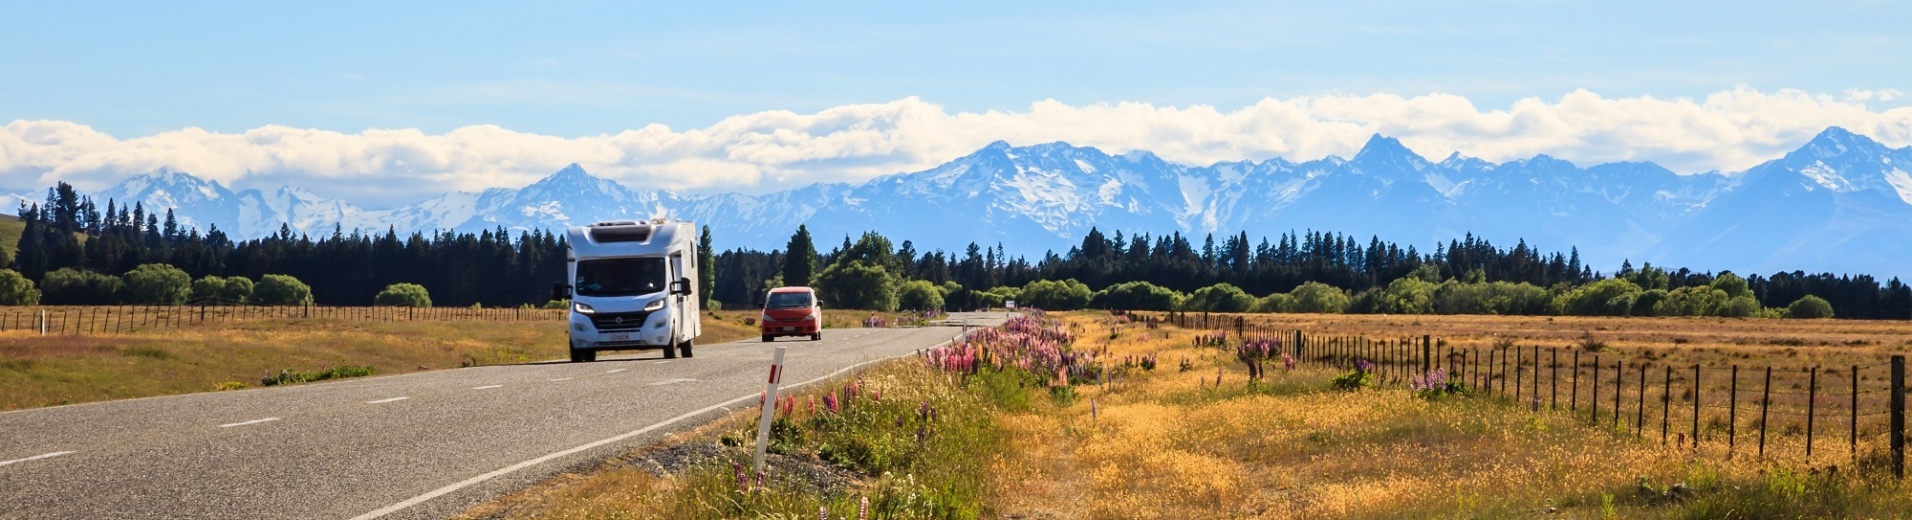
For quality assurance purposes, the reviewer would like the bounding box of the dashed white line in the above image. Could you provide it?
[472,385,504,390]
[219,417,280,428]
[606,368,626,374]
[347,334,972,520]
[0,451,75,467]
[548,377,573,382]
[652,360,672,365]
[647,378,699,386]
[367,397,409,404]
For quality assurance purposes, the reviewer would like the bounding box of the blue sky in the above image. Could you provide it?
[3,1,1911,204]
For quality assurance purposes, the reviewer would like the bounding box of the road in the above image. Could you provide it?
[0,312,1008,519]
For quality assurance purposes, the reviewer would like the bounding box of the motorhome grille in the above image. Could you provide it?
[590,310,654,332]
[588,225,652,243]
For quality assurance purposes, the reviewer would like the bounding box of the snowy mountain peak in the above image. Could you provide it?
[1797,126,1886,160]
[1350,133,1428,173]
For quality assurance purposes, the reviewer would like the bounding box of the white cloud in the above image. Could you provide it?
[5,87,1912,207]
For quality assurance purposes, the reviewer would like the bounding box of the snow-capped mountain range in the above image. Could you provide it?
[45,126,1912,280]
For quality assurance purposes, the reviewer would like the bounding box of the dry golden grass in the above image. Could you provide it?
[988,312,1912,519]
[0,307,767,411]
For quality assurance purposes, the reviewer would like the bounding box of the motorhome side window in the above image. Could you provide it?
[575,257,667,296]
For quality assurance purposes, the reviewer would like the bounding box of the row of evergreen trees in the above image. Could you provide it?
[713,225,1912,320]
[10,181,1912,319]
[13,183,566,306]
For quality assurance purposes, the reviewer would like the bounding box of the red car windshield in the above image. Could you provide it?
[765,292,813,309]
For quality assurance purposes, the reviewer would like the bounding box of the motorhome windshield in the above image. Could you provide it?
[765,292,812,309]
[575,257,667,297]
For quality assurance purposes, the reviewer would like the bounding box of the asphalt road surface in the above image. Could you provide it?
[0,312,1009,519]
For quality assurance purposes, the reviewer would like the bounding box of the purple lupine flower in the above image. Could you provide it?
[733,462,745,491]
[820,506,830,520]
[756,470,766,490]
[859,496,870,520]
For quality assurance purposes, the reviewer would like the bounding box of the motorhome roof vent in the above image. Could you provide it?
[588,224,652,243]
[592,220,640,227]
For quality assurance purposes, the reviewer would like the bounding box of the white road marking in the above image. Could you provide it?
[347,334,971,520]
[219,417,280,428]
[0,451,75,467]
[646,378,699,386]
[548,377,573,382]
[652,360,672,365]
[472,385,503,390]
[607,368,626,374]
[366,397,409,404]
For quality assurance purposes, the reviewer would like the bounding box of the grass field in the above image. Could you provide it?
[474,311,1912,519]
[0,308,942,410]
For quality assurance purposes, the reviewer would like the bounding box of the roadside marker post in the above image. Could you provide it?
[753,345,789,475]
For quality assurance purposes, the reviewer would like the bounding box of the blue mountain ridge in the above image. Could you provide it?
[86,127,1912,280]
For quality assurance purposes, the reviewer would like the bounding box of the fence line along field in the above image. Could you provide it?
[0,307,939,411]
[0,304,566,335]
[1152,311,1912,476]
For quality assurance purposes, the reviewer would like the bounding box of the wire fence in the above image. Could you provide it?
[1153,310,1910,480]
[0,305,564,335]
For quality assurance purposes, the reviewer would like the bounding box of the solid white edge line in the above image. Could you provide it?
[347,334,968,520]
[472,385,504,390]
[218,417,280,428]
[607,368,627,373]
[0,450,76,467]
[548,377,573,382]
[367,397,409,404]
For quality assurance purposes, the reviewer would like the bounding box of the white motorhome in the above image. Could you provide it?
[553,219,703,362]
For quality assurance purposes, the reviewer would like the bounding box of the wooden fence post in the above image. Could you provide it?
[1662,365,1672,445]
[1891,355,1904,479]
[1760,367,1773,460]
[1730,365,1739,454]
[1515,346,1523,404]
[1591,355,1600,424]
[1534,345,1542,408]
[1422,335,1432,375]
[1808,367,1818,461]
[1615,360,1625,430]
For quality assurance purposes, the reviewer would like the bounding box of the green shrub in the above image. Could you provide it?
[252,274,314,306]
[0,269,41,306]
[1785,295,1834,319]
[896,279,945,311]
[1184,282,1255,312]
[374,283,432,307]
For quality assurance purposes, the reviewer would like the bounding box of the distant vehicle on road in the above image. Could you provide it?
[760,286,822,342]
[553,219,703,362]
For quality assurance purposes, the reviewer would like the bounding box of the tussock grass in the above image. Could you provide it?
[460,360,1011,520]
[985,312,1912,519]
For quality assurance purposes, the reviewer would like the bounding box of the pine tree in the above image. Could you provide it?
[782,224,817,288]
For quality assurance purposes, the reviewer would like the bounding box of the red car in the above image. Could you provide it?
[760,286,822,341]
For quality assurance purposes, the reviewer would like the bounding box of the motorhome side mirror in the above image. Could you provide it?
[671,278,693,296]
[551,282,569,301]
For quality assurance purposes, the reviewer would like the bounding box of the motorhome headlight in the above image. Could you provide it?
[643,299,665,312]
[573,302,596,315]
